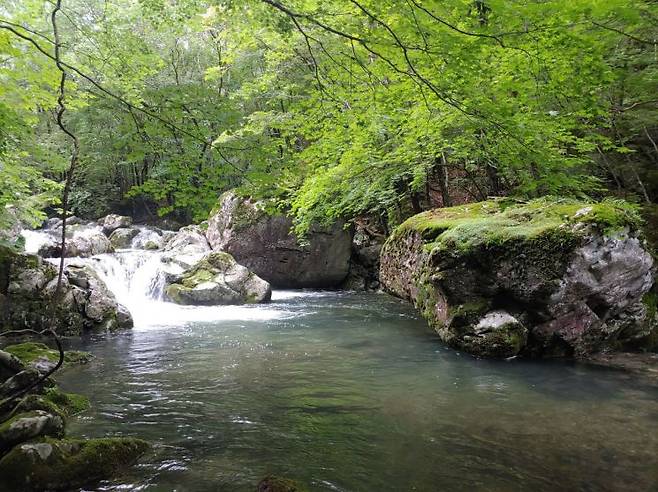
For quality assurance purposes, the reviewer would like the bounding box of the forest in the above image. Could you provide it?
[0,1,657,491]
[1,0,656,236]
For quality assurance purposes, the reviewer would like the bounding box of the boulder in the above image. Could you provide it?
[108,227,139,249]
[0,411,64,454]
[0,246,133,335]
[0,350,25,382]
[37,228,113,258]
[380,199,655,358]
[101,214,133,235]
[206,191,351,288]
[342,218,386,291]
[0,437,149,491]
[131,227,164,250]
[165,251,271,305]
[65,264,134,331]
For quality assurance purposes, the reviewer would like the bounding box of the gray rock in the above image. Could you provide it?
[101,214,133,235]
[205,191,351,288]
[380,200,656,358]
[165,251,271,305]
[108,228,139,249]
[0,368,42,398]
[65,230,113,257]
[0,411,64,453]
[0,351,26,382]
[163,225,210,256]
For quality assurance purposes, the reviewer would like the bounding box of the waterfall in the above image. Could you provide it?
[20,227,292,328]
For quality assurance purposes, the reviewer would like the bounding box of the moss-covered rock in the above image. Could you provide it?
[380,198,655,358]
[0,411,64,454]
[165,252,272,305]
[4,342,92,371]
[0,437,149,491]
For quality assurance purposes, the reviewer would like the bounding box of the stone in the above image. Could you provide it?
[163,225,210,256]
[0,350,26,382]
[380,198,655,358]
[0,368,42,398]
[0,411,64,454]
[206,191,351,288]
[101,214,133,235]
[0,245,133,336]
[165,251,271,305]
[131,227,164,250]
[108,227,139,249]
[0,437,149,491]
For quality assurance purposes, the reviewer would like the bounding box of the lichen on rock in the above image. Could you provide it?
[165,251,272,305]
[380,198,655,358]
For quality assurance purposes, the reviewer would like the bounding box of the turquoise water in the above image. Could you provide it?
[60,291,658,491]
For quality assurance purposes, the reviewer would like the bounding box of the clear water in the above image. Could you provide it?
[59,291,657,492]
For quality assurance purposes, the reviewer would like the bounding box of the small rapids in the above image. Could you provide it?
[20,228,293,329]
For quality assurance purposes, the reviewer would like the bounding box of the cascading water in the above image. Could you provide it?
[21,227,294,328]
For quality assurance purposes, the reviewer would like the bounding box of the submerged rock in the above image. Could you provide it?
[380,199,655,358]
[165,251,271,305]
[206,191,351,288]
[257,475,308,492]
[0,437,149,491]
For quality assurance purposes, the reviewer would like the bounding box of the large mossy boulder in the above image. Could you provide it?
[165,252,271,305]
[0,437,149,491]
[206,191,351,288]
[380,199,655,358]
[0,246,133,335]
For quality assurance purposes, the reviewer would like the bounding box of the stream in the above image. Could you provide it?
[21,240,657,491]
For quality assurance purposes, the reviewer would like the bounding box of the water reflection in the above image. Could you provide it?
[61,292,658,491]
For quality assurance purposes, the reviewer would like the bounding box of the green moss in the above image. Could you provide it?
[10,395,66,420]
[0,436,149,491]
[395,197,643,255]
[43,387,90,416]
[448,299,492,329]
[4,343,92,368]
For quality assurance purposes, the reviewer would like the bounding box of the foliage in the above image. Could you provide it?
[0,0,656,232]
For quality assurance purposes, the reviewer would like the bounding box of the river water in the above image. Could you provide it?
[58,289,658,491]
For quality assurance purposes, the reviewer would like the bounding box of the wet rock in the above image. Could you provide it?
[206,191,351,288]
[380,199,655,358]
[0,437,149,491]
[65,264,133,331]
[163,225,210,255]
[66,230,113,257]
[101,214,133,235]
[0,350,26,382]
[342,218,386,291]
[135,231,163,250]
[108,227,139,249]
[0,368,42,398]
[0,411,64,454]
[165,251,271,305]
[0,245,133,335]
[3,343,92,375]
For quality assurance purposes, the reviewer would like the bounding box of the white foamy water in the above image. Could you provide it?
[21,229,52,254]
[23,228,295,329]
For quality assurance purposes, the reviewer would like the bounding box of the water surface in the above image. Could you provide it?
[60,291,658,491]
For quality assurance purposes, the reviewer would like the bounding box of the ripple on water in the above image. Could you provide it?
[60,291,658,491]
